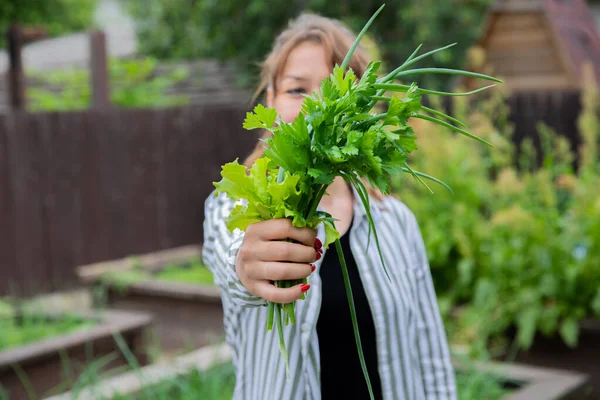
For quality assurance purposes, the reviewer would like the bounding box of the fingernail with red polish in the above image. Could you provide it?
[301,284,311,292]
[314,238,322,250]
[311,264,316,272]
[317,248,323,255]
[315,252,321,261]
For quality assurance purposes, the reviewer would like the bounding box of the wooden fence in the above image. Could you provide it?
[508,90,583,166]
[0,90,585,297]
[439,89,584,166]
[0,104,259,297]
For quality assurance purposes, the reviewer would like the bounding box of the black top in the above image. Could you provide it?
[316,219,383,399]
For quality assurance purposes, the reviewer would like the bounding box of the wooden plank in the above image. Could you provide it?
[192,106,221,244]
[7,112,48,295]
[490,0,543,13]
[492,13,543,31]
[184,107,210,245]
[79,111,112,263]
[486,47,557,60]
[6,26,26,110]
[127,109,162,254]
[504,75,572,91]
[488,58,563,75]
[37,112,59,291]
[101,109,131,259]
[39,112,85,289]
[491,26,547,40]
[487,30,552,50]
[89,31,111,109]
[0,114,17,296]
[153,112,168,250]
[162,107,192,248]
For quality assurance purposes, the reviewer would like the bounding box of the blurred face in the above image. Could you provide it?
[267,41,332,123]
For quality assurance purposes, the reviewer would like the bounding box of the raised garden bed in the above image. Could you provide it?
[0,309,152,399]
[505,319,600,398]
[49,342,588,400]
[1,306,96,352]
[77,245,224,355]
[457,359,589,400]
[46,343,233,400]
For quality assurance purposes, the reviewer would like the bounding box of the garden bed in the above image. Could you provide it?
[49,342,588,400]
[505,319,600,398]
[0,309,152,399]
[77,245,224,355]
[46,343,233,400]
[457,359,589,400]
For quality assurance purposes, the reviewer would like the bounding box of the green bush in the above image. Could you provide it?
[392,74,600,354]
[122,0,492,90]
[27,57,190,111]
[0,0,97,48]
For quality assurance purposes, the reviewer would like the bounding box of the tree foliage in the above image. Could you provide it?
[123,0,493,90]
[0,0,97,47]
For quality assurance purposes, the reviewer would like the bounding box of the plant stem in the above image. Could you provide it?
[335,239,375,400]
[267,301,274,331]
[367,43,457,110]
[306,184,328,219]
[414,113,492,147]
[392,67,502,83]
[341,4,385,71]
[275,304,290,379]
[374,83,498,97]
[379,43,458,83]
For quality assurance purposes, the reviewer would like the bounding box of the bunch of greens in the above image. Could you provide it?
[213,5,500,398]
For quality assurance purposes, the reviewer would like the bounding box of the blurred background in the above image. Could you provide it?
[0,0,599,399]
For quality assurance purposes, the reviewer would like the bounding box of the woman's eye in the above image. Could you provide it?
[286,88,306,95]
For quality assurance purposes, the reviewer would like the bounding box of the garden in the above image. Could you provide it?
[2,0,599,398]
[2,82,597,397]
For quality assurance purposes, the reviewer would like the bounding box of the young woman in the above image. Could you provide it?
[203,13,457,400]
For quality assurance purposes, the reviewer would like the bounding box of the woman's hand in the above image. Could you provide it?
[235,218,322,303]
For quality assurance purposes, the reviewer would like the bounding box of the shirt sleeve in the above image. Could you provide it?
[202,190,267,308]
[406,208,458,400]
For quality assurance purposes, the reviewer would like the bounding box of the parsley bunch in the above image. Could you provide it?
[213,5,501,397]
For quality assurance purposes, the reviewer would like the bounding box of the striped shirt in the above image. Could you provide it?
[202,187,457,400]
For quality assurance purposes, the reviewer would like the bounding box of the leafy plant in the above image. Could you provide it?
[27,57,190,111]
[0,0,97,48]
[97,256,216,302]
[393,68,600,354]
[155,258,215,285]
[0,299,96,351]
[108,363,235,400]
[212,6,500,397]
[123,0,492,90]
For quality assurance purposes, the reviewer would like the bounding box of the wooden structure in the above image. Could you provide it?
[458,0,600,168]
[0,104,258,297]
[463,0,600,92]
[5,26,111,111]
[6,25,48,110]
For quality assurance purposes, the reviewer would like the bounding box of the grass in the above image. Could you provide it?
[99,256,215,291]
[154,258,215,285]
[108,363,235,400]
[100,361,509,400]
[456,369,512,399]
[0,300,96,351]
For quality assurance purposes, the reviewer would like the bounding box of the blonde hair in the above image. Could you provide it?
[243,13,385,200]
